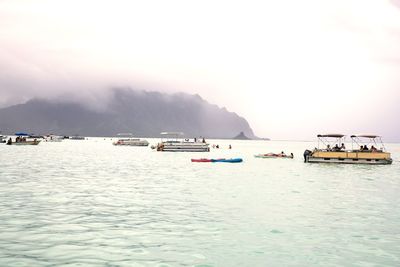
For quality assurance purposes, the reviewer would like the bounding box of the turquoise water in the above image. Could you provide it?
[0,139,399,266]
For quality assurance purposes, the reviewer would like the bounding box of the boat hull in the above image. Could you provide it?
[9,140,41,145]
[113,141,149,146]
[114,143,149,146]
[156,142,210,152]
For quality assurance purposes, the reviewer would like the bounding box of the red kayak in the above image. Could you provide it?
[191,158,213,162]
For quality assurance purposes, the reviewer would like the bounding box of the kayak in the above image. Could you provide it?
[212,158,243,163]
[191,158,243,163]
[191,158,213,162]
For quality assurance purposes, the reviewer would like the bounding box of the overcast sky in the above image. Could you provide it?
[1,0,400,141]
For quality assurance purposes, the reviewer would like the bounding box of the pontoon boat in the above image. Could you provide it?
[304,134,392,165]
[152,132,210,152]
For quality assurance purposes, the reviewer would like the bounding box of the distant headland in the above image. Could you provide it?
[0,88,257,139]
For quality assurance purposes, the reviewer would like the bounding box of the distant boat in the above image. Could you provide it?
[152,132,210,152]
[44,135,63,142]
[113,133,149,146]
[304,134,392,165]
[0,132,6,143]
[7,132,40,145]
[69,135,85,140]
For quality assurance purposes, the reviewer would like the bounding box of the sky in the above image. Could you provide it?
[1,0,400,141]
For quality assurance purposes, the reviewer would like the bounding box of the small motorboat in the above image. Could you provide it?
[191,158,243,163]
[255,153,294,159]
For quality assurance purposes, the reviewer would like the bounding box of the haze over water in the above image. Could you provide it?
[1,139,399,266]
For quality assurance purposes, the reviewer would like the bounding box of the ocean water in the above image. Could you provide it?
[0,138,399,266]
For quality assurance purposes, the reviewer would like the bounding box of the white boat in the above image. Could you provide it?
[0,133,6,143]
[304,134,392,165]
[152,132,210,152]
[113,133,149,146]
[69,135,85,140]
[44,135,63,142]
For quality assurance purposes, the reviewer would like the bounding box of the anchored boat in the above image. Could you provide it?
[69,135,85,140]
[0,132,6,143]
[152,132,210,152]
[304,134,392,165]
[6,132,41,145]
[44,134,63,142]
[113,133,149,146]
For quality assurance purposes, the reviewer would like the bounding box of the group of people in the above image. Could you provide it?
[193,137,206,143]
[211,144,232,149]
[326,143,379,152]
[326,143,346,151]
[359,145,379,152]
[7,136,27,144]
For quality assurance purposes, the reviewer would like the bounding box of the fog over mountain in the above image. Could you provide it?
[0,88,256,139]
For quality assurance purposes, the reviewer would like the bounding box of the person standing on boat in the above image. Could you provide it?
[340,143,346,151]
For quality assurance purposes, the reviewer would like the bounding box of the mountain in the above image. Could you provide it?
[0,88,256,138]
[233,131,251,140]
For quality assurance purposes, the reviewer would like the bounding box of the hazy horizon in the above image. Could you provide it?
[1,0,400,141]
